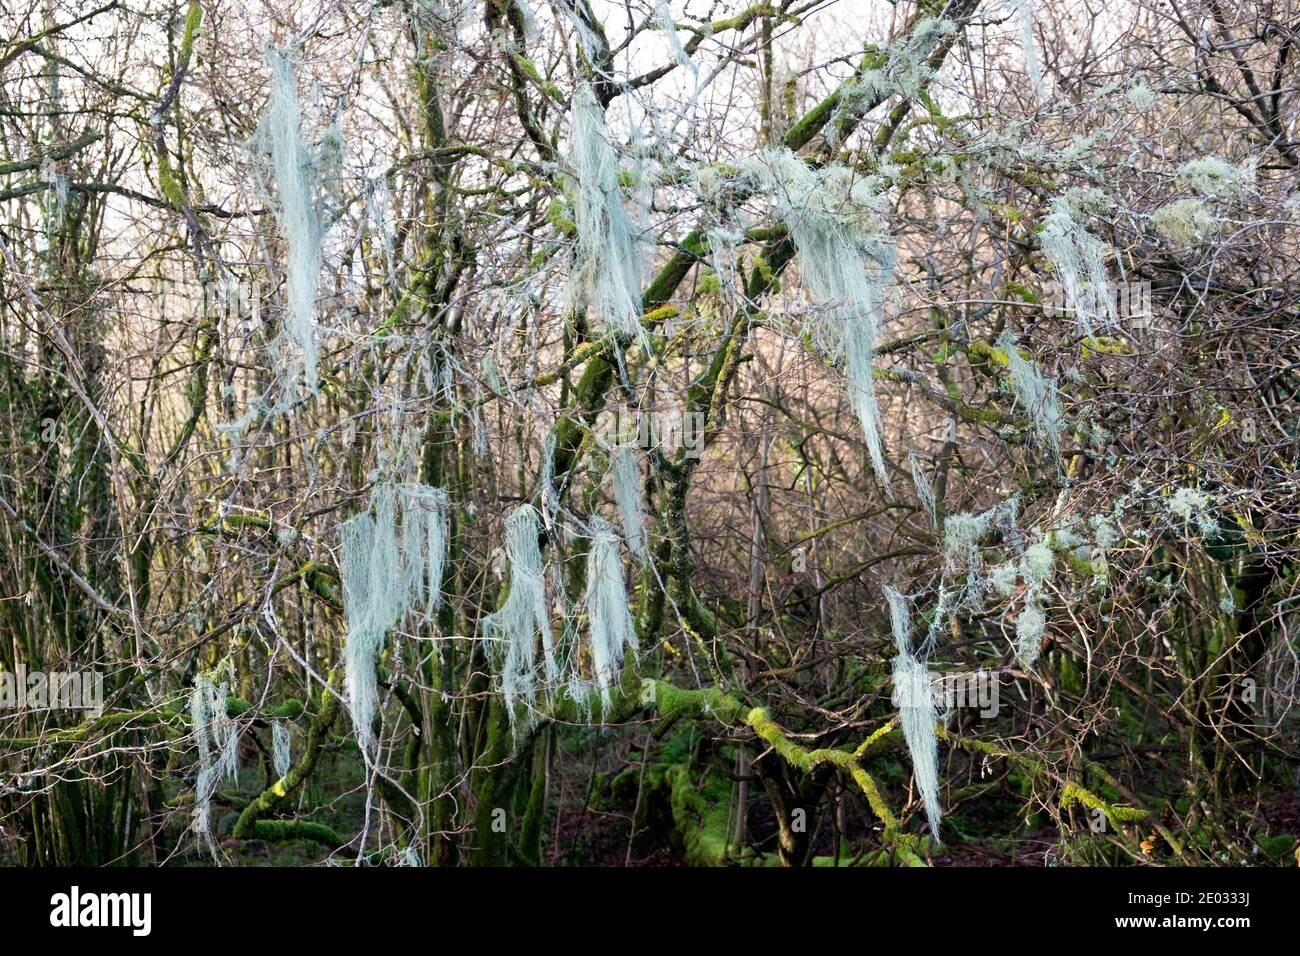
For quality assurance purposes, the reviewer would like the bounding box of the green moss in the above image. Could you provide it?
[233,671,341,843]
[643,678,743,724]
[1255,832,1297,862]
[666,763,734,866]
[1006,282,1039,304]
[245,818,341,847]
[1080,336,1134,358]
[546,197,576,237]
[955,401,1009,425]
[157,161,187,210]
[746,707,814,770]
[1064,552,1095,578]
[509,53,563,101]
[179,2,203,65]
[1060,781,1148,826]
[220,696,303,720]
[968,339,1010,368]
[153,3,204,212]
[750,255,777,291]
[645,681,923,862]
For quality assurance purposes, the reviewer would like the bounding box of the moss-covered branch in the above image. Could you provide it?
[232,671,342,846]
[640,679,923,864]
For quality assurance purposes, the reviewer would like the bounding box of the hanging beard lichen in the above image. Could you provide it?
[339,482,451,751]
[1176,156,1252,198]
[885,585,942,839]
[253,45,339,408]
[191,668,238,847]
[481,503,554,725]
[610,444,647,559]
[1038,193,1115,335]
[478,506,641,722]
[884,583,913,646]
[583,516,639,709]
[567,83,647,350]
[748,148,897,485]
[942,495,1021,573]
[654,0,696,86]
[271,720,292,780]
[1150,197,1215,247]
[833,17,956,126]
[909,451,937,528]
[999,329,1064,459]
[1012,0,1044,99]
[1015,535,1054,668]
[339,487,398,754]
[398,484,451,622]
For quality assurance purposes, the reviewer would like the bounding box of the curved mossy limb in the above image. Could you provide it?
[1060,781,1148,827]
[232,670,341,842]
[223,695,304,721]
[245,819,342,847]
[6,707,174,750]
[640,678,743,725]
[642,680,922,863]
[665,763,736,866]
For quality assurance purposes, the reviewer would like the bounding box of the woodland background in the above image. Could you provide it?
[1,0,1298,866]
